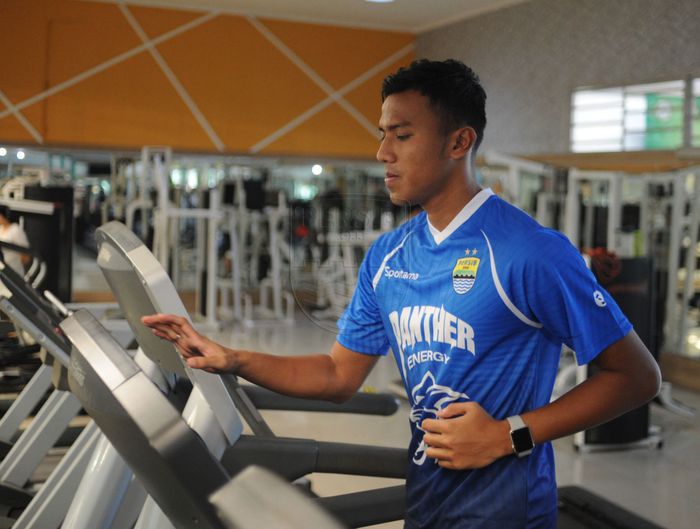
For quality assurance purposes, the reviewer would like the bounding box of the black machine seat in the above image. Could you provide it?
[62,309,229,529]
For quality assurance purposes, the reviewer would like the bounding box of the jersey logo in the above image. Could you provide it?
[593,290,607,307]
[452,256,480,294]
[409,371,470,465]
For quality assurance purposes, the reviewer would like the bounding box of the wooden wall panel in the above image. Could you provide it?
[44,54,214,149]
[344,57,415,128]
[130,5,202,39]
[0,0,415,158]
[260,19,415,90]
[260,102,379,158]
[155,15,328,151]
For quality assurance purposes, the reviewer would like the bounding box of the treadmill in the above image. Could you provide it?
[0,261,103,529]
[211,466,346,529]
[0,258,178,529]
[63,309,350,529]
[91,221,406,527]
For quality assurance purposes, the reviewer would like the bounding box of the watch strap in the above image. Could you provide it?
[506,414,534,457]
[506,414,527,431]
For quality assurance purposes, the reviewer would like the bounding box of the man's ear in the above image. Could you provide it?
[450,127,477,159]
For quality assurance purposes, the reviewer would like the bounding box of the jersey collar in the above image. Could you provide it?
[426,188,494,246]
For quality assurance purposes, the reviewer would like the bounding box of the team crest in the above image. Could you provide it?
[452,256,480,294]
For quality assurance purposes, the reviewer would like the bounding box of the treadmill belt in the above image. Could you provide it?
[558,486,667,529]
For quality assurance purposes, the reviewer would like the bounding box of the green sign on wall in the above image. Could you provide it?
[645,94,683,149]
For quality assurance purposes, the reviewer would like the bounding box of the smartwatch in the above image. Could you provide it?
[506,415,534,457]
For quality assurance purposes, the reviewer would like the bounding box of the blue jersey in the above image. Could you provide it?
[337,189,632,529]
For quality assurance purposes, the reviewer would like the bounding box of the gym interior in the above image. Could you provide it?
[0,1,699,528]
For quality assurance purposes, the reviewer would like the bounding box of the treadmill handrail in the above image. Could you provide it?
[241,385,400,416]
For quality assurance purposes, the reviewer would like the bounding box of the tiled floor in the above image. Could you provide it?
[70,247,700,529]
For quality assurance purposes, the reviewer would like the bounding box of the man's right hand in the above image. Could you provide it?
[141,314,239,374]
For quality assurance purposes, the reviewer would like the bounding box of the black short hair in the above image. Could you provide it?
[381,59,487,151]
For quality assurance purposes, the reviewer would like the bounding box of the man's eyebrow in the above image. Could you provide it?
[378,121,411,133]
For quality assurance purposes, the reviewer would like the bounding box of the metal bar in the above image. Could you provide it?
[0,390,82,487]
[12,422,101,529]
[0,364,53,442]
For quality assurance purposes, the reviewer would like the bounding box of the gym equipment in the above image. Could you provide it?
[564,167,700,358]
[311,206,395,321]
[574,256,662,451]
[63,310,360,529]
[0,261,99,528]
[558,168,700,450]
[0,240,45,291]
[557,486,667,529]
[64,309,230,529]
[241,385,399,416]
[242,191,295,327]
[56,216,237,529]
[91,221,406,527]
[63,308,404,529]
[147,147,226,331]
[481,150,557,224]
[211,466,346,529]
[21,186,74,302]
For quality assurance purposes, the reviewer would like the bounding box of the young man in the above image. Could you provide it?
[143,60,661,528]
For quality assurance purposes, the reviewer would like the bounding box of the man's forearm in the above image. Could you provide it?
[521,332,660,447]
[522,367,657,446]
[230,349,352,402]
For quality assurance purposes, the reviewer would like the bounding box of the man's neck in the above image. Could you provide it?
[424,180,481,231]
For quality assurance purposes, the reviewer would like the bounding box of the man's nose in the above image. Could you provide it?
[376,138,394,163]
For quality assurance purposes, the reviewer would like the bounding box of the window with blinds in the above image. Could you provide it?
[570,79,696,153]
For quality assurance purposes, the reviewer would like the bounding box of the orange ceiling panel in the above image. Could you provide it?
[0,114,39,145]
[0,0,55,105]
[0,100,47,144]
[260,19,414,91]
[156,15,328,152]
[260,102,380,158]
[1,2,415,158]
[343,55,415,126]
[46,1,141,87]
[44,52,213,150]
[129,4,203,39]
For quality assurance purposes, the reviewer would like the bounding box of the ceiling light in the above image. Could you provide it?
[312,164,323,176]
[16,150,25,160]
[366,0,395,3]
[0,148,6,157]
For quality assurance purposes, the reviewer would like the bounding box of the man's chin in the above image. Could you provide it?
[388,194,411,207]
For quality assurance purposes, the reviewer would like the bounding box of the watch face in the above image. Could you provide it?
[511,427,534,453]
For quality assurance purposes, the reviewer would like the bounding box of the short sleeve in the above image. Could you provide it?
[337,244,390,356]
[524,231,632,365]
